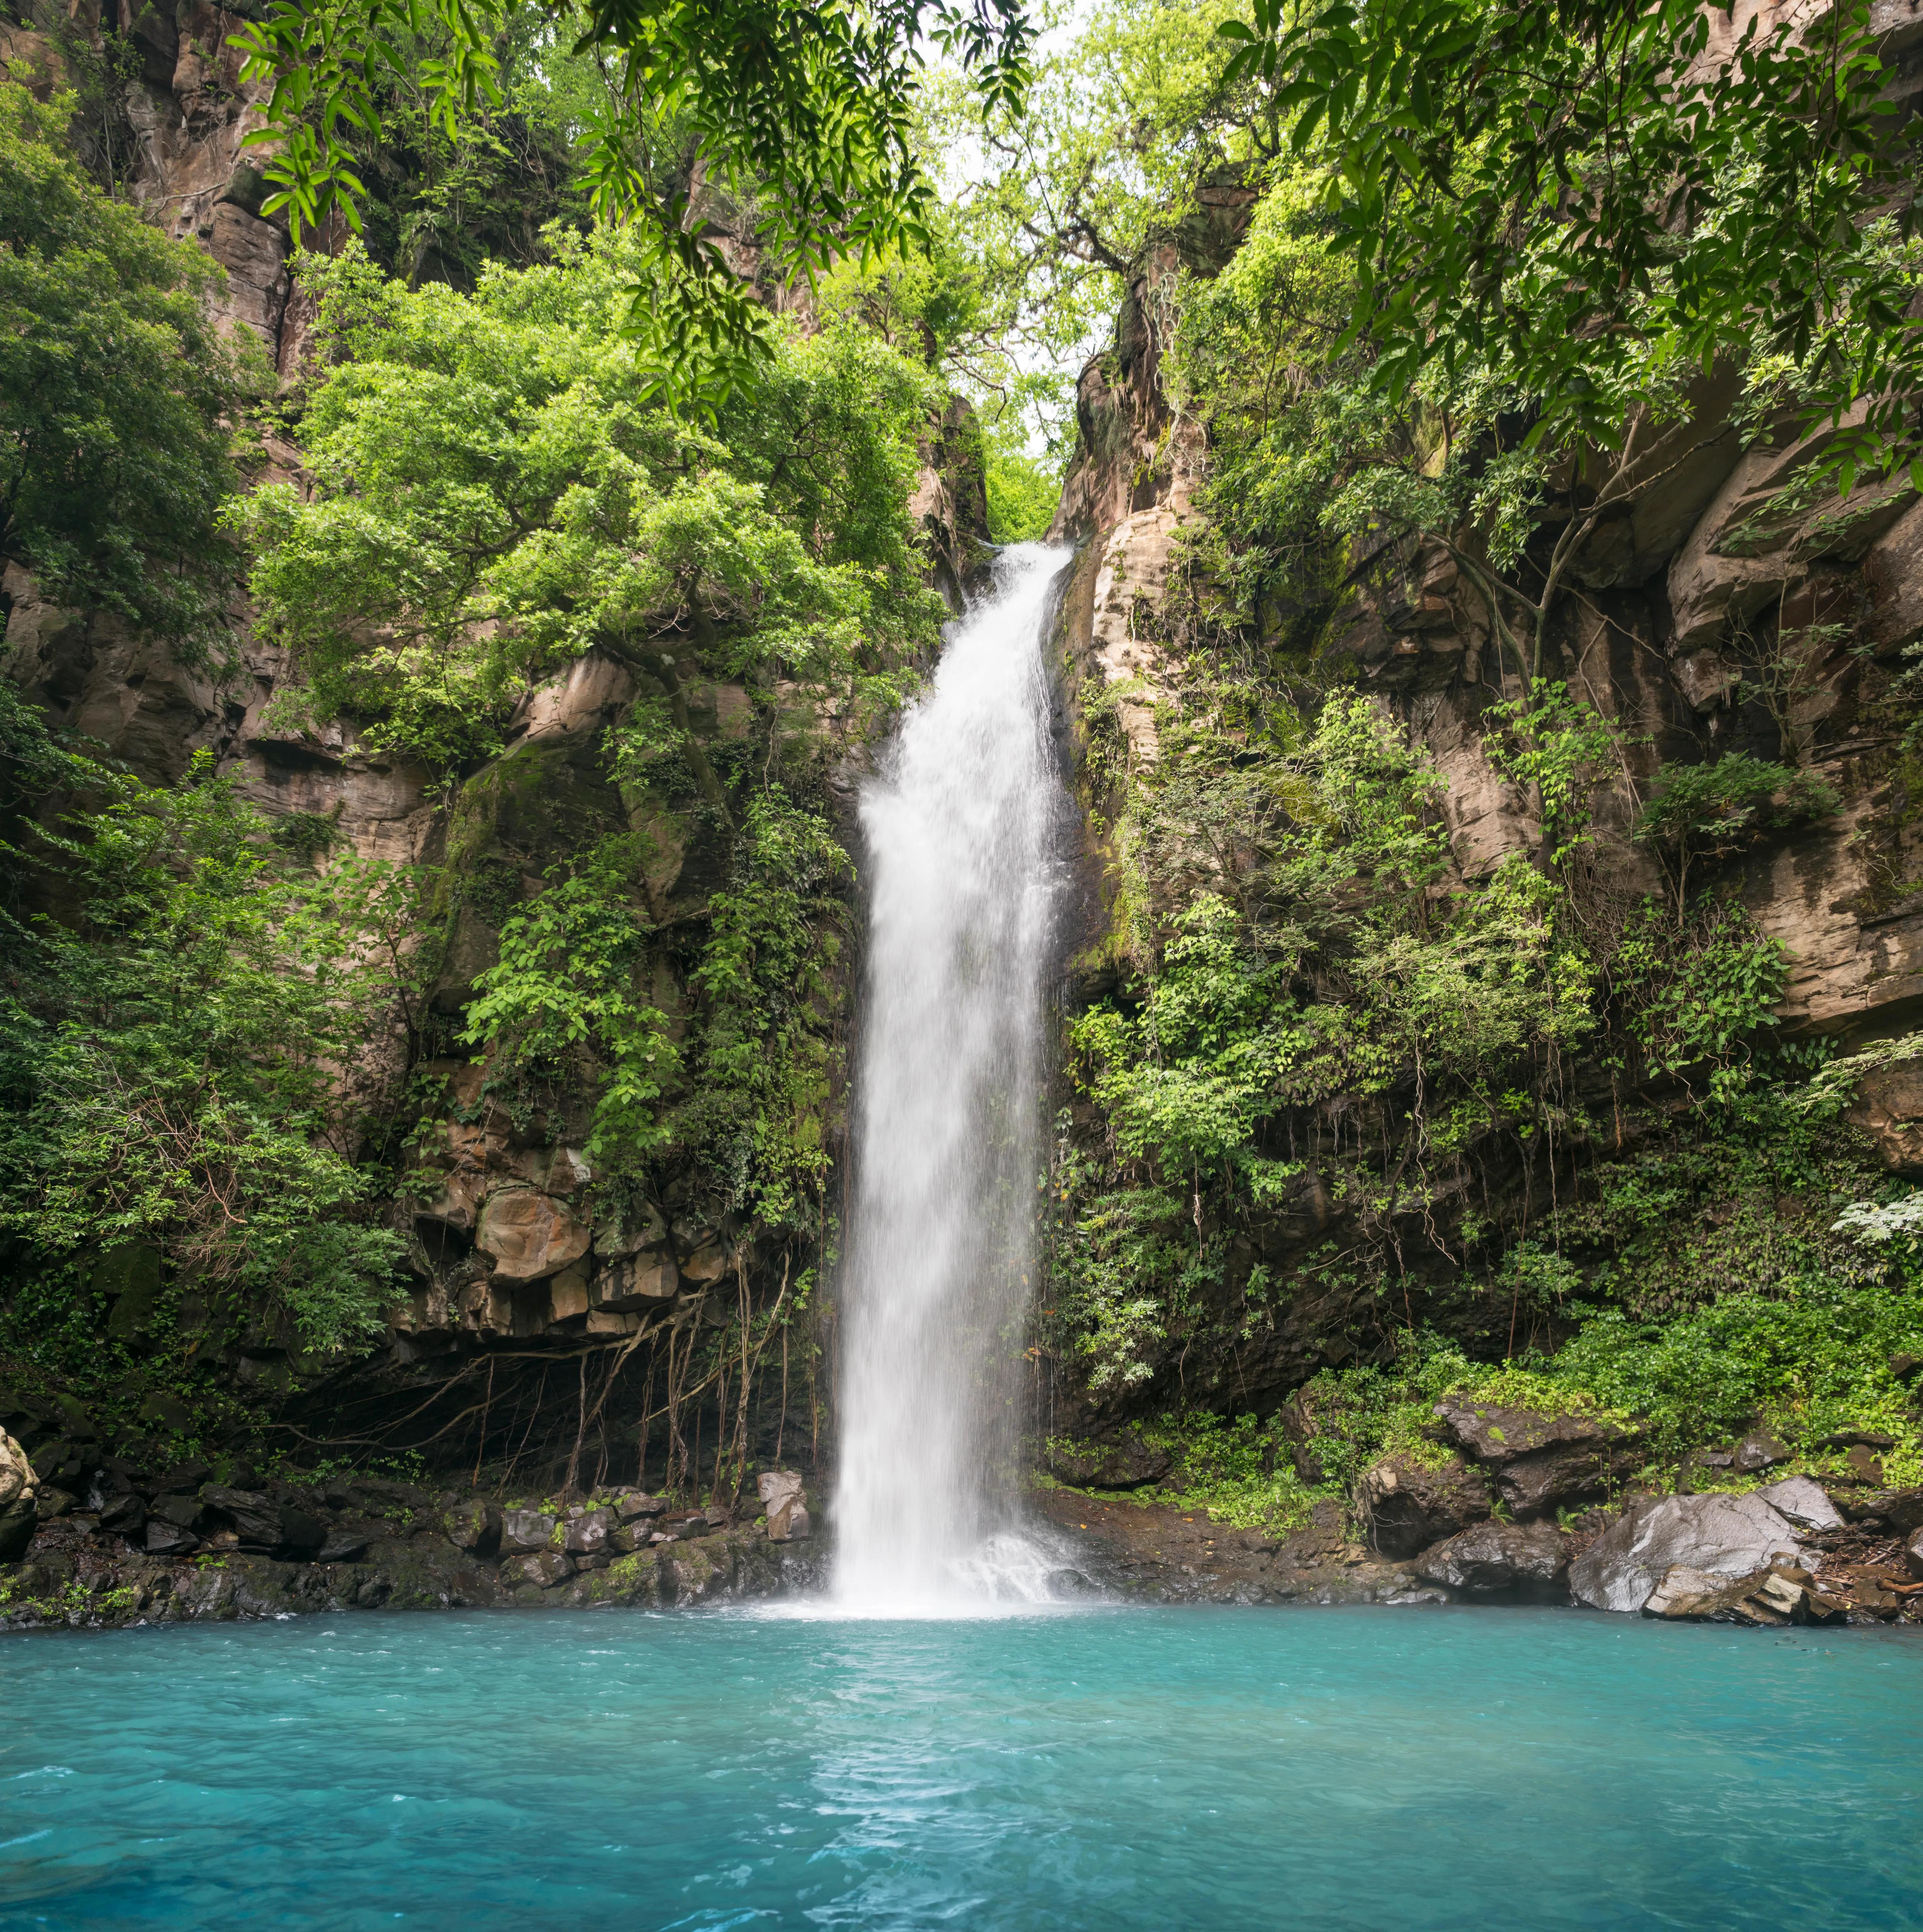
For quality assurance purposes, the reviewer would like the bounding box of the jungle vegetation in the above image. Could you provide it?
[5,0,1923,1503]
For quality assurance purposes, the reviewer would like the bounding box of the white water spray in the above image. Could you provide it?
[833,543,1072,1613]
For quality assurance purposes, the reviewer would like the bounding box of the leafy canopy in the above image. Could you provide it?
[235,232,949,768]
[231,0,1034,406]
[1220,0,1923,489]
[0,85,260,644]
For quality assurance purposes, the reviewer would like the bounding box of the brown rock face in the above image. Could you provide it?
[1432,1400,1645,1518]
[1844,1060,1923,1174]
[1356,1453,1492,1558]
[475,1189,592,1283]
[1414,1520,1571,1597]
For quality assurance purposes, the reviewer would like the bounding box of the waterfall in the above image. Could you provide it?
[833,542,1071,1613]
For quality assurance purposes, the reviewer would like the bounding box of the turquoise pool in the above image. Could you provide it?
[3,1604,1920,1929]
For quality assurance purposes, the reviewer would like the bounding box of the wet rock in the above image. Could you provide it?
[97,1493,146,1539]
[1414,1520,1571,1597]
[499,1508,559,1555]
[0,1427,39,1562]
[317,1525,374,1564]
[278,1506,328,1556]
[1752,1475,1844,1532]
[563,1509,614,1556]
[510,1549,573,1588]
[1733,1430,1790,1474]
[144,1517,199,1556]
[1834,1486,1923,1532]
[149,1492,204,1532]
[200,1485,281,1547]
[1569,1493,1806,1614]
[1642,1564,1829,1625]
[1044,1432,1173,1490]
[1433,1399,1644,1517]
[1356,1453,1492,1558]
[441,1498,501,1554]
[758,1470,811,1542]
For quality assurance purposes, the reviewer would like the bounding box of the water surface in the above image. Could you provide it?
[3,1605,1920,1930]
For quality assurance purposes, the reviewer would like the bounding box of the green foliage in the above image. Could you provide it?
[0,756,408,1352]
[984,442,1060,545]
[1633,753,1838,891]
[1135,1411,1332,1532]
[0,85,260,645]
[676,791,850,1231]
[231,0,1032,408]
[462,836,678,1166]
[1548,1280,1923,1475]
[1612,899,1789,1093]
[1483,682,1623,866]
[238,236,945,767]
[1224,0,1923,490]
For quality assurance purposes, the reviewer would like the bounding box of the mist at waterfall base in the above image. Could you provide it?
[6,1607,1921,1929]
[833,542,1071,1613]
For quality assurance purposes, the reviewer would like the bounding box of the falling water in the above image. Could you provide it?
[833,542,1072,1613]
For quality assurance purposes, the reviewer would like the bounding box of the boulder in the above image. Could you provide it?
[0,1427,39,1562]
[1433,1399,1644,1517]
[1643,1563,1838,1626]
[1835,1486,1923,1532]
[1906,1525,1923,1582]
[200,1485,281,1548]
[441,1498,501,1554]
[1044,1433,1173,1490]
[316,1525,374,1563]
[758,1469,812,1542]
[563,1509,614,1556]
[149,1492,204,1532]
[277,1507,328,1556]
[1413,1520,1571,1597]
[97,1494,146,1539]
[1732,1430,1789,1474]
[1752,1475,1844,1532]
[510,1549,573,1588]
[1356,1453,1492,1558]
[612,1491,666,1523]
[499,1508,559,1556]
[1569,1493,1806,1614]
[144,1517,199,1556]
[475,1187,592,1283]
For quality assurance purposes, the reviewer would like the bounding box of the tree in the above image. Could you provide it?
[1221,0,1923,490]
[233,232,948,769]
[231,0,1034,406]
[0,86,260,646]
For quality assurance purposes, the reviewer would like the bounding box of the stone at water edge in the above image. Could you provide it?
[563,1509,614,1556]
[499,1508,559,1556]
[1752,1475,1844,1533]
[1355,1453,1491,1558]
[1641,1564,1831,1624]
[758,1469,812,1542]
[1431,1399,1644,1518]
[1905,1526,1923,1582]
[0,1427,40,1562]
[1414,1520,1571,1596]
[1569,1493,1807,1614]
[441,1497,502,1554]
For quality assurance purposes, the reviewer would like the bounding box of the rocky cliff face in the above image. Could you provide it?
[0,37,990,1494]
[1036,135,1923,1441]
